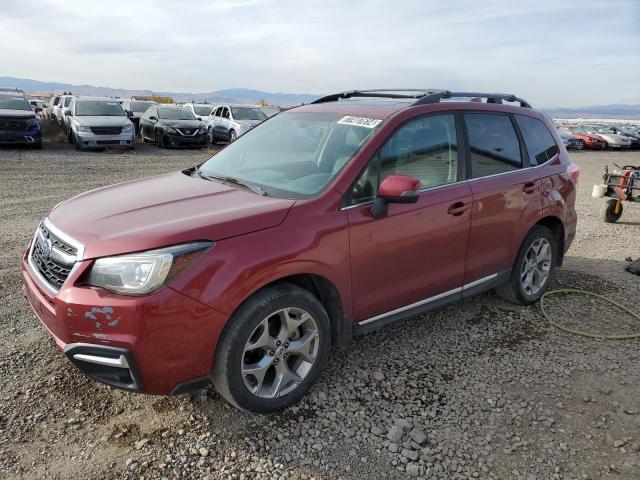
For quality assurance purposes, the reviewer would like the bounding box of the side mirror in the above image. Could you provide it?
[149,116,157,121]
[34,107,43,113]
[371,174,421,219]
[64,108,71,116]
[126,110,134,117]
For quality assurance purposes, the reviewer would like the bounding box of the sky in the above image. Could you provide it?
[1,0,638,107]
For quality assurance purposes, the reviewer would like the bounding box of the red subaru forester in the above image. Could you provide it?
[22,90,578,413]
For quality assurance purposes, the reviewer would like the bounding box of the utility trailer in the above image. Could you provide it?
[593,164,640,223]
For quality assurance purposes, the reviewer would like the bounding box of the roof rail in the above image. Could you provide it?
[311,89,443,104]
[311,89,531,108]
[413,90,532,108]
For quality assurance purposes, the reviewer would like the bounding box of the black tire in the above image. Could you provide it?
[603,141,608,150]
[207,127,217,145]
[72,131,82,150]
[156,130,165,148]
[602,198,623,223]
[229,130,237,143]
[575,139,584,150]
[212,283,331,413]
[32,140,42,150]
[497,225,557,305]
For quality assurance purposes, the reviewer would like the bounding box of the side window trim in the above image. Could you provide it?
[341,111,462,209]
[509,113,532,168]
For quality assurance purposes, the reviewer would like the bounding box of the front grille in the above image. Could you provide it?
[90,126,122,135]
[30,223,78,291]
[96,140,122,145]
[177,128,197,136]
[41,224,77,256]
[0,117,28,131]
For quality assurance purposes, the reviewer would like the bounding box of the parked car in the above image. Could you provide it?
[579,125,631,149]
[558,130,580,149]
[0,87,42,148]
[139,105,207,148]
[54,95,73,127]
[558,126,606,150]
[22,89,578,412]
[120,99,157,135]
[183,103,215,121]
[58,95,75,133]
[65,97,135,150]
[608,125,640,149]
[206,104,267,144]
[44,95,61,124]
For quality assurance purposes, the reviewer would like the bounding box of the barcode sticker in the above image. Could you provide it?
[337,116,383,129]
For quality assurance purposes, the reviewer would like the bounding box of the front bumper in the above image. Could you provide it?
[75,131,135,149]
[164,131,207,147]
[22,246,227,395]
[0,128,41,145]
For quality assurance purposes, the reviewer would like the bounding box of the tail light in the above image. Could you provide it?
[567,163,580,184]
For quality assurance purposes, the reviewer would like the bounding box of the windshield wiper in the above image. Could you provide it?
[196,169,268,196]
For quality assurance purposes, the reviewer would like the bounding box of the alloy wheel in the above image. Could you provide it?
[520,238,552,296]
[242,307,319,399]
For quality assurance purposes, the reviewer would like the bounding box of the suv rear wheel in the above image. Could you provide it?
[497,225,557,305]
[212,283,330,413]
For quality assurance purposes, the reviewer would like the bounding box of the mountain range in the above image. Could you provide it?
[2,76,640,118]
[0,76,320,106]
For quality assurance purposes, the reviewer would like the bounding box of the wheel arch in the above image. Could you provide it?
[225,271,352,350]
[535,216,565,266]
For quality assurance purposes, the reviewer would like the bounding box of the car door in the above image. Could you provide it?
[140,107,155,140]
[211,107,224,139]
[346,112,473,324]
[463,111,542,287]
[219,106,231,139]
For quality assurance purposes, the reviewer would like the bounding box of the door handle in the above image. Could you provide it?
[523,182,537,194]
[447,202,471,216]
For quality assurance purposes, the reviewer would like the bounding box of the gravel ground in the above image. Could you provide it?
[1,135,639,480]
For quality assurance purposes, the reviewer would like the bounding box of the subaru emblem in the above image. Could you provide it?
[41,238,52,257]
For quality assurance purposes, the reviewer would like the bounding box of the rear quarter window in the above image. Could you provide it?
[515,115,560,166]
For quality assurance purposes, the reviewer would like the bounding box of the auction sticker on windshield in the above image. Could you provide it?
[337,116,383,128]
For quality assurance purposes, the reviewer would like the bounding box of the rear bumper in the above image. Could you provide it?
[22,250,227,395]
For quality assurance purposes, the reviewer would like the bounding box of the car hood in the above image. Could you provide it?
[48,171,295,259]
[598,133,630,143]
[158,119,203,128]
[236,119,263,127]
[74,116,132,127]
[0,108,36,119]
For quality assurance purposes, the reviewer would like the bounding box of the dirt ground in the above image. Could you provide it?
[0,134,639,480]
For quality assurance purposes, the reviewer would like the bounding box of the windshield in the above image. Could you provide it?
[130,101,155,113]
[193,106,214,116]
[76,101,125,116]
[231,106,267,121]
[63,97,72,107]
[0,95,31,111]
[199,111,380,198]
[595,127,614,134]
[157,108,196,120]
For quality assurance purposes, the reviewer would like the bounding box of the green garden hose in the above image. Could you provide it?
[540,289,640,340]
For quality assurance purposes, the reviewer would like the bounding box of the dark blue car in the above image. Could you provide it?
[0,88,42,148]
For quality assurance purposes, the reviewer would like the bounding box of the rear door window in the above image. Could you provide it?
[515,115,559,166]
[464,113,522,178]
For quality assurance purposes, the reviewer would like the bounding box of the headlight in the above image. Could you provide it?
[198,125,207,133]
[76,125,91,132]
[122,124,133,133]
[85,242,212,295]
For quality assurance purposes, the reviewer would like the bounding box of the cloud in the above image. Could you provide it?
[0,0,638,106]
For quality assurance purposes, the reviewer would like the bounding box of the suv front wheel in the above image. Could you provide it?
[212,283,331,413]
[497,225,557,305]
